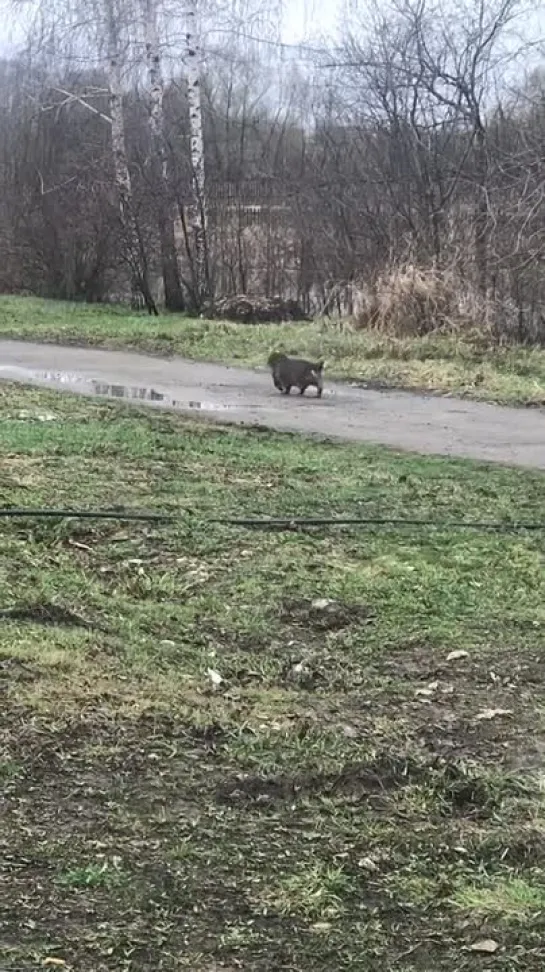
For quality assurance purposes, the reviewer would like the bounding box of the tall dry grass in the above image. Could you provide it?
[351,264,517,340]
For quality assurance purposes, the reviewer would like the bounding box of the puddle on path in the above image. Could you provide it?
[0,367,236,412]
[91,380,233,411]
[0,364,332,410]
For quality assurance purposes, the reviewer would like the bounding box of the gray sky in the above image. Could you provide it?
[2,0,343,57]
[280,0,341,43]
[1,0,543,80]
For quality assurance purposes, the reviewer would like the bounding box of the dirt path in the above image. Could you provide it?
[1,339,544,469]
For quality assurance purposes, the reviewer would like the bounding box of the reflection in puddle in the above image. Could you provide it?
[0,367,235,412]
[90,383,232,411]
[92,381,167,401]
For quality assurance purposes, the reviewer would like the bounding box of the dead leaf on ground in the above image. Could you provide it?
[415,680,439,698]
[207,668,223,687]
[475,708,513,721]
[469,938,499,954]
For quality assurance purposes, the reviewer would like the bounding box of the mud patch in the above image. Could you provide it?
[280,597,374,632]
[217,755,423,805]
[383,639,545,690]
[467,829,545,867]
[0,601,96,628]
[0,655,39,685]
[435,764,503,820]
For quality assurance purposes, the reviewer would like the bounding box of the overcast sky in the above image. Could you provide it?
[2,0,343,57]
[281,0,341,44]
[1,0,543,75]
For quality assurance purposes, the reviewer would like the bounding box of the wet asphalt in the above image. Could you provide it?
[1,339,544,469]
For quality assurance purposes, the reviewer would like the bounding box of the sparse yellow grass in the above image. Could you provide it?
[352,263,495,337]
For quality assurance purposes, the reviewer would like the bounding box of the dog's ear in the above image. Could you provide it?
[316,360,325,372]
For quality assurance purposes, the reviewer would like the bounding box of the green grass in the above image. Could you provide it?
[2,294,545,405]
[2,381,545,970]
[452,876,545,922]
[58,861,126,890]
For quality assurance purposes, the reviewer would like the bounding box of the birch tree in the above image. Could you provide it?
[183,0,210,307]
[143,0,185,309]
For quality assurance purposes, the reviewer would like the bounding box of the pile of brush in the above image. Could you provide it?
[208,294,309,324]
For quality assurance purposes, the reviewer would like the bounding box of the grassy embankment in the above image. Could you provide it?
[2,380,545,969]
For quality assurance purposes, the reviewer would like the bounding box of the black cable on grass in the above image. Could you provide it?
[0,507,172,522]
[218,516,545,532]
[1,507,545,532]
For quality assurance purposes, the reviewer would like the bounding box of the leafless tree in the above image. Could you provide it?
[142,0,185,309]
[104,0,158,313]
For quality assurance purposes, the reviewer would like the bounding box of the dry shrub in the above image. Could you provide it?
[352,264,498,338]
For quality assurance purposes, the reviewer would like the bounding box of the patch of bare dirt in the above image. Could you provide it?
[0,601,97,627]
[280,597,374,632]
[216,755,422,806]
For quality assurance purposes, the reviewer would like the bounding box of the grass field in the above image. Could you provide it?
[2,381,545,970]
[2,294,545,406]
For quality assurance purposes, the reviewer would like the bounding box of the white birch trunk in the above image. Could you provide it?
[105,0,132,224]
[144,0,164,161]
[143,0,185,309]
[184,0,209,307]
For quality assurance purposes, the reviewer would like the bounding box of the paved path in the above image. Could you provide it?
[0,340,544,469]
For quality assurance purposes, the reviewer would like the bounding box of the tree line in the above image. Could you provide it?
[1,0,544,341]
